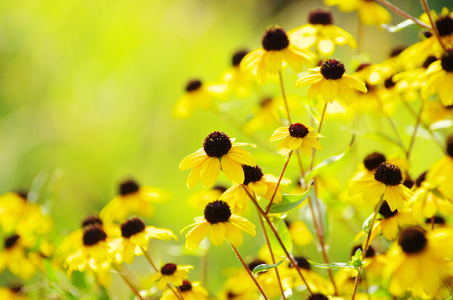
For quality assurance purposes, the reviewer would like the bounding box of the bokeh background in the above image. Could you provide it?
[0,0,448,297]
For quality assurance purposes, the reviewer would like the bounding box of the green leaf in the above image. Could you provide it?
[351,248,363,268]
[265,219,292,258]
[252,260,284,276]
[269,185,313,214]
[362,213,375,233]
[304,135,354,182]
[308,259,353,270]
[381,19,419,33]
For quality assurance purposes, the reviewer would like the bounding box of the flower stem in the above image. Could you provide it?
[406,102,423,159]
[229,242,270,300]
[420,0,448,51]
[375,0,431,29]
[279,70,292,124]
[241,185,313,295]
[140,247,184,300]
[309,102,327,171]
[265,151,293,214]
[357,18,365,54]
[351,194,385,300]
[113,264,145,300]
[256,207,287,300]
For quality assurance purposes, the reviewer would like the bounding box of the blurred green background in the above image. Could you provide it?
[0,0,448,296]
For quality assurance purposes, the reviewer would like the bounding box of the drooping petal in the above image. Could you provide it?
[200,157,221,188]
[230,215,256,236]
[342,75,367,93]
[295,74,324,87]
[307,80,324,99]
[269,127,290,142]
[221,154,245,184]
[209,223,226,246]
[179,149,208,170]
[321,79,338,103]
[185,222,210,250]
[225,222,243,247]
[227,147,256,166]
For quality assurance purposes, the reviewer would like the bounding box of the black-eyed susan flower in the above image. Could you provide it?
[364,201,416,241]
[269,123,323,156]
[187,185,227,210]
[426,135,453,199]
[386,226,453,297]
[324,0,391,26]
[172,79,228,119]
[181,200,256,250]
[423,50,453,106]
[0,286,28,300]
[281,256,334,294]
[0,234,39,280]
[221,165,291,215]
[179,131,256,189]
[350,245,386,281]
[160,280,209,300]
[221,50,255,98]
[150,263,193,291]
[65,225,113,273]
[409,171,453,222]
[241,25,315,83]
[289,8,356,56]
[100,179,170,223]
[111,217,176,264]
[349,162,413,212]
[243,96,284,135]
[286,220,314,246]
[296,59,367,103]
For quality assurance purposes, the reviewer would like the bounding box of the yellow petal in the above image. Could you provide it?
[295,73,323,87]
[269,127,290,142]
[179,149,208,171]
[342,75,367,93]
[185,222,210,250]
[229,215,256,236]
[200,157,221,188]
[221,154,245,184]
[225,222,243,247]
[227,147,256,166]
[307,80,324,99]
[321,79,338,103]
[209,223,226,246]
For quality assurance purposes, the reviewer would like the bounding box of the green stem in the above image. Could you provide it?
[241,185,314,295]
[376,0,431,29]
[113,264,145,300]
[406,102,423,159]
[265,151,293,214]
[279,70,292,124]
[256,207,287,300]
[420,0,448,50]
[229,242,270,300]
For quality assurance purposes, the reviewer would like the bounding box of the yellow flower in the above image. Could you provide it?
[296,59,367,103]
[409,171,453,222]
[221,165,291,215]
[0,234,39,280]
[242,96,285,135]
[100,179,170,223]
[111,217,176,264]
[286,220,314,246]
[172,79,228,119]
[179,131,256,189]
[349,162,413,212]
[0,286,28,300]
[420,8,453,50]
[160,280,209,300]
[269,123,323,156]
[187,185,227,210]
[386,227,453,297]
[324,0,391,26]
[181,200,256,250]
[150,263,193,291]
[241,25,315,83]
[281,257,334,294]
[426,135,453,199]
[289,8,356,56]
[423,50,453,106]
[65,225,114,273]
[221,49,255,98]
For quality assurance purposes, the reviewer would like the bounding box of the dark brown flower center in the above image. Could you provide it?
[204,200,231,224]
[82,215,103,229]
[447,135,453,157]
[185,79,202,92]
[289,123,309,138]
[262,26,289,51]
[320,59,345,80]
[425,216,446,225]
[307,293,329,300]
[390,45,406,58]
[403,177,414,189]
[260,97,273,107]
[121,217,146,238]
[213,185,228,194]
[436,15,453,37]
[83,226,107,246]
[247,259,266,271]
[384,76,395,89]
[422,56,437,69]
[4,234,20,249]
[400,227,427,254]
[363,152,386,171]
[379,201,398,218]
[232,50,249,66]
[415,171,427,188]
[242,165,264,185]
[356,63,371,72]
[291,256,311,270]
[374,162,403,186]
[203,131,232,158]
[351,245,375,258]
[441,50,453,72]
[15,190,28,200]
[119,179,140,196]
[161,263,177,275]
[308,8,334,25]
[179,281,192,292]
